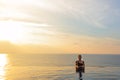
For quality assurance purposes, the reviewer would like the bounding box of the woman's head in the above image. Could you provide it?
[78,54,82,60]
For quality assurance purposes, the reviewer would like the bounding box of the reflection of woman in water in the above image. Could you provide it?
[75,54,85,80]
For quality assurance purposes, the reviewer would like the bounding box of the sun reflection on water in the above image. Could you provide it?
[0,54,8,80]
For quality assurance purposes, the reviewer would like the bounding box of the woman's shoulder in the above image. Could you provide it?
[76,60,84,63]
[81,60,85,64]
[75,60,79,63]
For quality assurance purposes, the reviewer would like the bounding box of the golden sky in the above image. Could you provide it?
[0,0,120,54]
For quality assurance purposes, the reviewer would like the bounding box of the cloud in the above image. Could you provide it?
[26,27,120,54]
[0,0,120,54]
[0,33,120,54]
[0,0,115,28]
[47,32,120,54]
[1,0,119,29]
[0,40,67,54]
[0,41,19,53]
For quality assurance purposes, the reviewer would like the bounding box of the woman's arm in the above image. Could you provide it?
[82,61,85,73]
[75,61,78,68]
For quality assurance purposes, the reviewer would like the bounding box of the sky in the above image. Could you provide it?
[0,0,120,54]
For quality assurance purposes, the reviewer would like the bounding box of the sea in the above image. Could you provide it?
[0,53,120,80]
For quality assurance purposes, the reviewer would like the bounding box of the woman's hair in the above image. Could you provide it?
[78,54,82,57]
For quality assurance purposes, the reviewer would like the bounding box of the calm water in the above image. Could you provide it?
[0,54,120,80]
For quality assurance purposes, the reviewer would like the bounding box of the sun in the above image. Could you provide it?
[0,20,28,43]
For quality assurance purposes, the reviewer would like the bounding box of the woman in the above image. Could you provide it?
[75,54,85,80]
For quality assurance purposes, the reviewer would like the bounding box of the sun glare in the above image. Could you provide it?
[0,20,28,43]
[0,54,8,80]
[0,54,8,68]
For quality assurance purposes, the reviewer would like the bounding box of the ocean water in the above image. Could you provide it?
[0,54,120,80]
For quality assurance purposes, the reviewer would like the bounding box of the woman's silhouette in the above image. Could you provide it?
[75,54,85,80]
